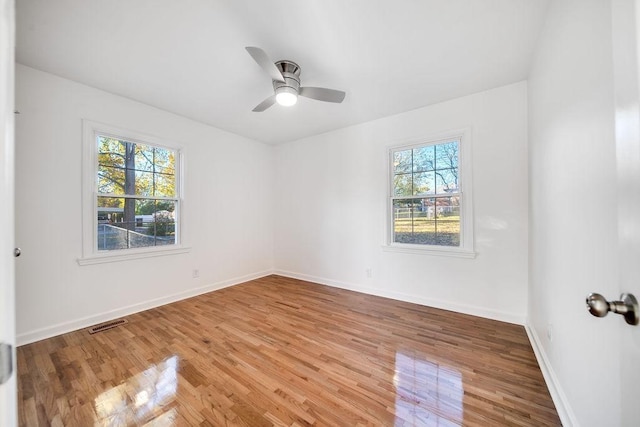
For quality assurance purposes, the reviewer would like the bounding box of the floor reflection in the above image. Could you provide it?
[394,352,463,426]
[94,355,179,426]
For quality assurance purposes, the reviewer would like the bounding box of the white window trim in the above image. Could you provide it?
[78,119,190,265]
[383,128,475,258]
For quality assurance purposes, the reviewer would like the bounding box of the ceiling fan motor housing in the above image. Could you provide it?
[273,60,301,97]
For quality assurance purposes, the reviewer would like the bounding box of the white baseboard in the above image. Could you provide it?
[16,270,274,346]
[273,269,526,325]
[525,323,577,427]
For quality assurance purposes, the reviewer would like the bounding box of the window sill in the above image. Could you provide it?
[382,244,476,259]
[77,246,191,266]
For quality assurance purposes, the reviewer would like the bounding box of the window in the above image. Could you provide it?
[80,121,188,264]
[387,131,474,257]
[97,136,178,250]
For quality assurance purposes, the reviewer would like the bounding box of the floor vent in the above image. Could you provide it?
[87,318,128,334]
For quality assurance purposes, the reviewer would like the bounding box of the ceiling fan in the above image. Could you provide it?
[245,46,346,112]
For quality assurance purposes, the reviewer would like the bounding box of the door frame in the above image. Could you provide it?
[612,0,640,425]
[0,0,16,426]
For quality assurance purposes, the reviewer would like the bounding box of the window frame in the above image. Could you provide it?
[79,120,189,265]
[384,129,475,258]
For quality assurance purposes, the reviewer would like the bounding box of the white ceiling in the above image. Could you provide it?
[16,0,549,144]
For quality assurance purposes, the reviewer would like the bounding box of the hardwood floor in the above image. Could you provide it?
[17,275,561,426]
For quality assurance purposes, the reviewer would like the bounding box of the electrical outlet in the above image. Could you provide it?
[547,323,553,342]
[192,269,200,279]
[365,268,372,278]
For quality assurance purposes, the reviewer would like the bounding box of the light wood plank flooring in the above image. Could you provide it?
[17,275,561,426]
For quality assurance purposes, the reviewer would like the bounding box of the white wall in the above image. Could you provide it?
[14,65,274,344]
[274,82,529,323]
[528,0,620,425]
[15,65,530,344]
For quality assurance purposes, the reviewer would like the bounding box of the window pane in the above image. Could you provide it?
[394,173,412,196]
[393,199,416,242]
[98,165,125,195]
[97,137,125,168]
[413,145,435,172]
[134,171,154,196]
[135,144,154,172]
[155,173,176,197]
[97,197,176,251]
[392,197,460,246]
[413,172,435,196]
[98,139,136,196]
[393,150,412,174]
[434,197,460,246]
[393,199,436,245]
[410,200,437,245]
[435,168,458,194]
[148,205,176,247]
[97,197,126,250]
[154,148,176,175]
[435,141,458,170]
[134,199,176,248]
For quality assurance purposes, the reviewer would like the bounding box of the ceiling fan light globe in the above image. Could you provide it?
[276,91,298,107]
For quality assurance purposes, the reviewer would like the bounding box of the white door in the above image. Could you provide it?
[612,1,640,425]
[0,0,16,426]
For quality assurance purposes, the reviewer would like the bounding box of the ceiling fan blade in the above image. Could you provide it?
[252,95,276,112]
[299,87,346,103]
[245,46,285,83]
